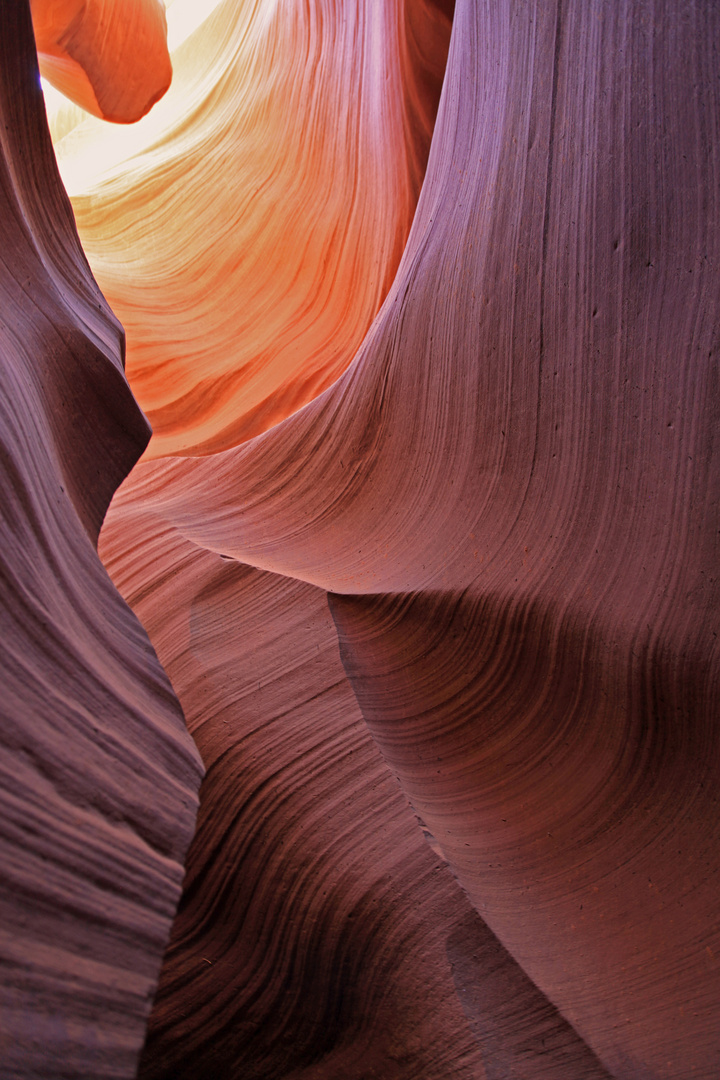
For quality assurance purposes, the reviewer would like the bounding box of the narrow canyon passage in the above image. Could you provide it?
[1,1,718,1078]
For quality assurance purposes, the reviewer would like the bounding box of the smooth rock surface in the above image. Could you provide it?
[30,0,172,122]
[59,0,454,457]
[2,0,718,1077]
[100,508,486,1079]
[100,1,720,1077]
[0,6,202,1077]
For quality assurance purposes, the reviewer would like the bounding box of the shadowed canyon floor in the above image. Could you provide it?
[1,0,719,1077]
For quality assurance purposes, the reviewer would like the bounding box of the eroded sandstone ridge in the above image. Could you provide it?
[30,0,172,122]
[0,4,201,1077]
[3,0,719,1077]
[61,0,454,457]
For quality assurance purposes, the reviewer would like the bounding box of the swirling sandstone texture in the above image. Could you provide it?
[0,5,202,1078]
[2,0,718,1077]
[97,1,719,1078]
[59,0,454,457]
[30,0,172,122]
[100,510,487,1079]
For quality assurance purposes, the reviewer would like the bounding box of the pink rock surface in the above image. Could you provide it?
[2,0,719,1077]
[0,6,201,1077]
[101,1,720,1076]
[100,508,487,1078]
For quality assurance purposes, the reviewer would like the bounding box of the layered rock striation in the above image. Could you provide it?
[2,0,719,1077]
[100,1,720,1077]
[30,0,172,122]
[61,0,454,457]
[0,5,201,1077]
[100,512,487,1078]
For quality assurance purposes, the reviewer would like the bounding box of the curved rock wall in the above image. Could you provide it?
[30,0,172,122]
[100,507,486,1078]
[61,0,453,457]
[0,6,202,1077]
[3,0,719,1077]
[99,1,720,1077]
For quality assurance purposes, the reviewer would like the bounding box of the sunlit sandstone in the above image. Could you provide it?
[102,2,720,1077]
[1,0,718,1078]
[30,0,172,122]
[56,0,453,457]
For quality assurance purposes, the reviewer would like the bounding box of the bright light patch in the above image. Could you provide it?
[40,77,70,114]
[165,0,226,51]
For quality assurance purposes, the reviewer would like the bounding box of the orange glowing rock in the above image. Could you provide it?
[100,2,720,1076]
[60,0,453,456]
[30,0,171,122]
[2,0,719,1077]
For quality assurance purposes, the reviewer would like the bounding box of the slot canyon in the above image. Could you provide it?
[0,0,718,1077]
